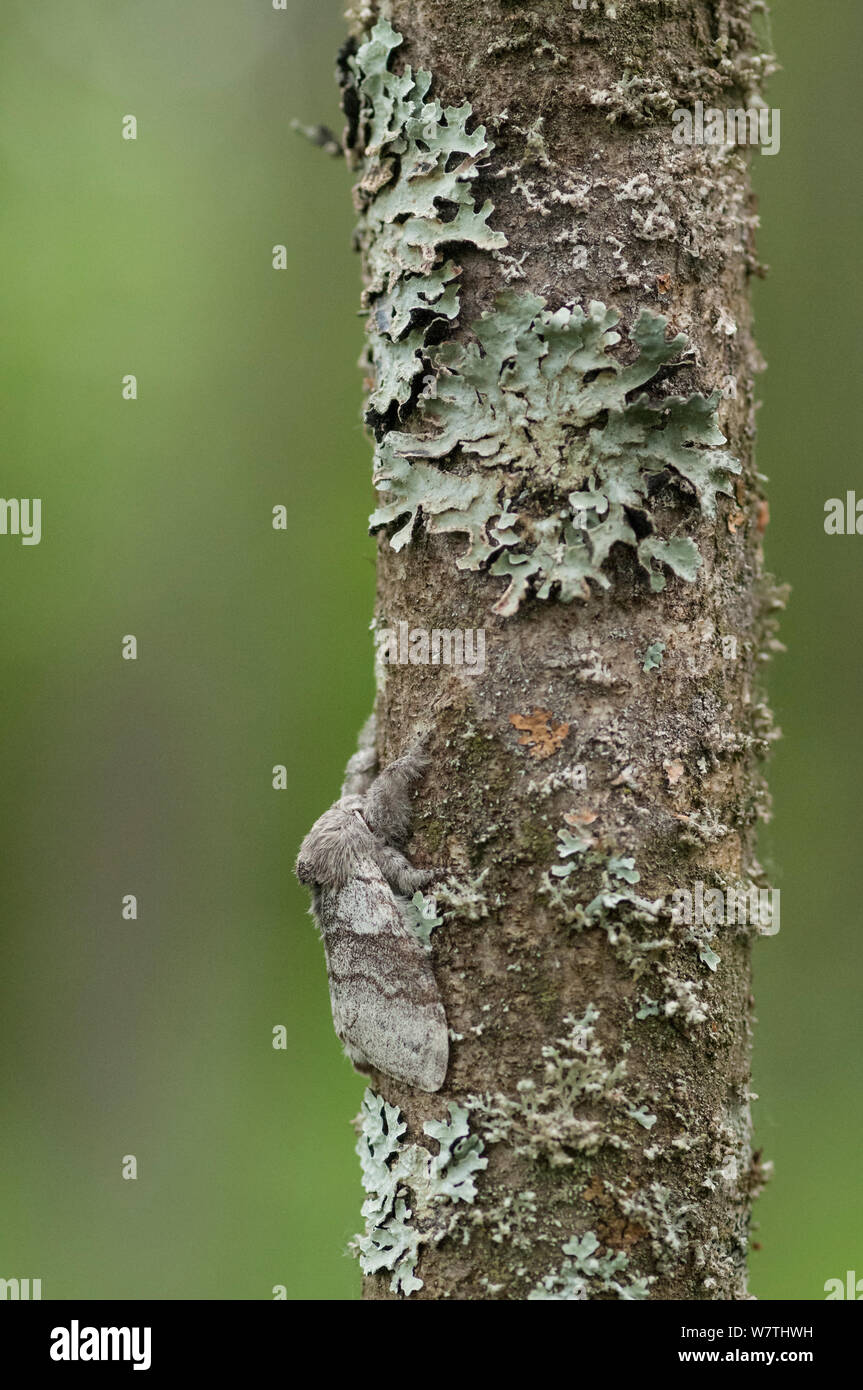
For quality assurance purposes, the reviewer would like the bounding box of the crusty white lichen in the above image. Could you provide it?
[539,829,725,1027]
[353,1089,487,1296]
[435,867,492,921]
[466,1004,656,1164]
[616,1181,697,1276]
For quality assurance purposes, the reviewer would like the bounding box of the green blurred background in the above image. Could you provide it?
[0,0,858,1300]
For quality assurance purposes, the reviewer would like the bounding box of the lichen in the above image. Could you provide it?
[353,1089,487,1296]
[542,830,665,952]
[403,889,443,948]
[472,1187,539,1252]
[540,829,723,1026]
[467,1005,656,1164]
[615,1182,697,1276]
[436,868,492,922]
[352,21,740,619]
[528,1230,652,1301]
[349,19,506,420]
[371,289,740,615]
[642,640,665,672]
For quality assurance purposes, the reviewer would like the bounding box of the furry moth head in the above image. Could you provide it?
[295,732,448,1093]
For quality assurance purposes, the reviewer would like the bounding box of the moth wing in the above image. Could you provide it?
[318,860,448,1093]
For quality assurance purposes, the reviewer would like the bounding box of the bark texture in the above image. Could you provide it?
[342,0,779,1300]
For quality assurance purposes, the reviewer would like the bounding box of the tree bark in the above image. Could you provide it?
[340,0,779,1300]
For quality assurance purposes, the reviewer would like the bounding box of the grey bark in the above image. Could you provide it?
[338,0,779,1300]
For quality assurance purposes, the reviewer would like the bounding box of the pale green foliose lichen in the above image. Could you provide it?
[353,1089,487,1296]
[370,290,740,615]
[403,890,443,948]
[354,22,740,616]
[528,1231,652,1301]
[350,20,505,418]
[643,640,666,671]
[543,830,664,938]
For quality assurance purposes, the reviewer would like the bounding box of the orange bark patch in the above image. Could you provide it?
[509,708,570,760]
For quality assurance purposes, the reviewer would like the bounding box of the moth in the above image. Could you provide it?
[295,721,448,1093]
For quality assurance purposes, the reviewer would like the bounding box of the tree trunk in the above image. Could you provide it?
[340,0,779,1300]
